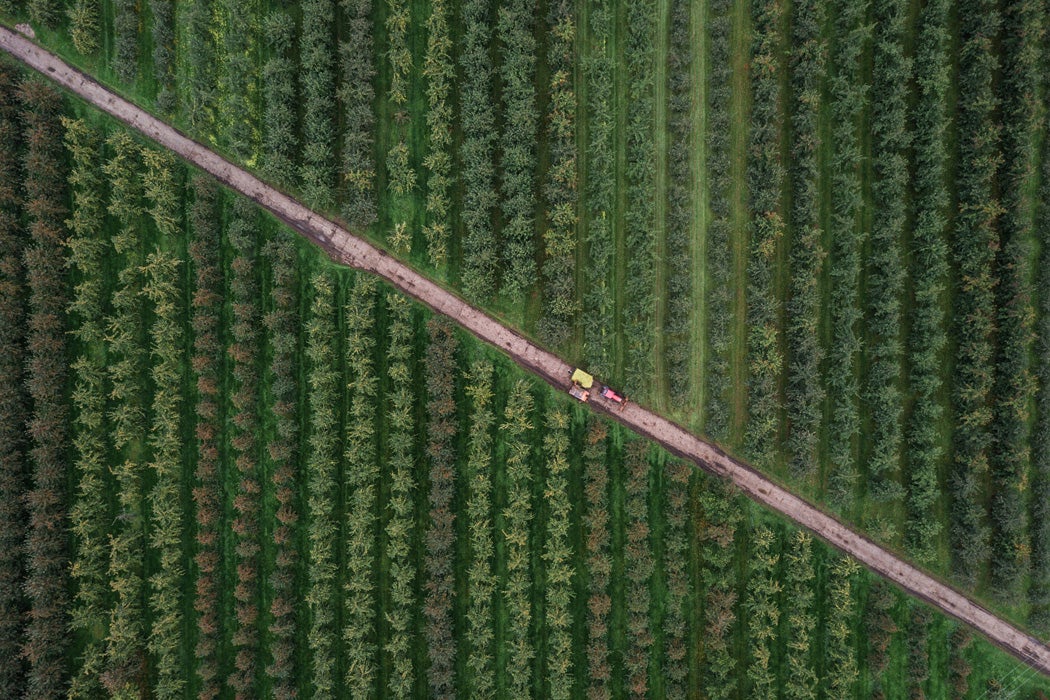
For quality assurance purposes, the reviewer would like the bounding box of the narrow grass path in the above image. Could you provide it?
[688,0,708,432]
[651,0,670,410]
[727,0,750,445]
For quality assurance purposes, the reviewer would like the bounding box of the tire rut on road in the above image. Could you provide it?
[3,23,1050,679]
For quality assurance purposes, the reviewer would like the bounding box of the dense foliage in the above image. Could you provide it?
[300,0,337,207]
[543,410,574,699]
[624,441,652,696]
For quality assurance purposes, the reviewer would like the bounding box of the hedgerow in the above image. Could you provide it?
[424,319,459,695]
[824,0,868,508]
[300,0,337,208]
[151,0,176,112]
[784,531,816,698]
[824,557,859,696]
[582,0,614,375]
[221,0,259,161]
[746,526,779,699]
[261,11,299,189]
[185,0,217,130]
[662,462,690,696]
[143,247,186,700]
[906,605,933,697]
[264,235,300,699]
[228,198,263,697]
[189,178,224,700]
[20,72,71,700]
[745,0,784,469]
[502,379,535,696]
[386,0,415,198]
[0,69,26,699]
[540,0,579,346]
[306,272,341,699]
[904,0,949,560]
[703,0,732,440]
[339,0,377,228]
[64,118,108,700]
[385,291,417,696]
[1031,149,1050,632]
[497,0,539,297]
[663,0,693,397]
[423,0,454,267]
[464,360,496,696]
[989,0,1042,599]
[459,0,499,301]
[342,274,380,695]
[624,440,653,695]
[0,75,20,688]
[785,0,826,479]
[543,410,574,699]
[949,0,999,585]
[699,479,740,698]
[68,0,100,55]
[113,0,139,83]
[865,0,911,501]
[141,149,185,700]
[623,0,656,389]
[582,420,611,697]
[100,132,149,697]
[864,580,897,689]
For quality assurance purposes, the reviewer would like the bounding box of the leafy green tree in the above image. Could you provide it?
[698,479,741,698]
[824,557,859,696]
[151,0,176,112]
[624,440,653,696]
[261,11,299,189]
[113,0,139,82]
[68,0,100,55]
[662,461,690,696]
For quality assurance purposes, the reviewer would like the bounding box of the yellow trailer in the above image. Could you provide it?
[571,368,594,389]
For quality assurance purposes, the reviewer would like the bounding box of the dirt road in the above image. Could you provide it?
[4,24,1049,676]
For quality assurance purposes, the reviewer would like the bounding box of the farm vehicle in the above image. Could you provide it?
[568,368,628,411]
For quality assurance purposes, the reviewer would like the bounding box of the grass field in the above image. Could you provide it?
[2,0,1050,693]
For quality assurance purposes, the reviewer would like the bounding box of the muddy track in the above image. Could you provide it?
[3,24,1050,677]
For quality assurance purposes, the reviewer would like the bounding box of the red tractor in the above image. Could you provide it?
[599,385,628,411]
